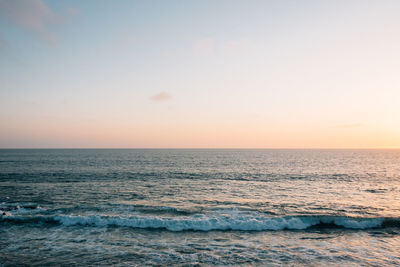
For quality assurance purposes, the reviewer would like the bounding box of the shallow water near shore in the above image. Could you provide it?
[1,149,400,266]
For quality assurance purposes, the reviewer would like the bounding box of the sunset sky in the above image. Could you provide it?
[0,0,399,148]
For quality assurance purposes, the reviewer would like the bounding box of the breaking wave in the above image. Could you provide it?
[1,212,399,231]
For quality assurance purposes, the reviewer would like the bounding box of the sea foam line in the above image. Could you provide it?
[1,213,399,231]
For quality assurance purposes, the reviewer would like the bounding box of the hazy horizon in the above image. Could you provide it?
[1,0,399,149]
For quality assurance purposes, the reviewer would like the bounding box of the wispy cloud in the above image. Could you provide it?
[0,0,79,43]
[0,0,58,42]
[151,91,172,102]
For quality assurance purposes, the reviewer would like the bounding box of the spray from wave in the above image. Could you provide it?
[2,212,399,231]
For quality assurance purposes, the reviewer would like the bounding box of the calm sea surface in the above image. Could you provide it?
[1,149,399,266]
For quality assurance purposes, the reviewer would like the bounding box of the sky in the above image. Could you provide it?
[0,0,399,148]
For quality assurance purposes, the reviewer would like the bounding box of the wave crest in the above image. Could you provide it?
[2,212,399,231]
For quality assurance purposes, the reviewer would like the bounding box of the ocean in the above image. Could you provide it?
[0,149,399,266]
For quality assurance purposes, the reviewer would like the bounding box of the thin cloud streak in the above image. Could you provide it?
[0,0,69,43]
[151,91,172,102]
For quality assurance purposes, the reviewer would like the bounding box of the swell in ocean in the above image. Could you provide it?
[2,210,399,231]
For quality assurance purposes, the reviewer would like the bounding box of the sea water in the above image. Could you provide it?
[1,149,399,266]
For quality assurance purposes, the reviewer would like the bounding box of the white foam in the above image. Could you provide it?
[327,217,384,229]
[52,214,389,231]
[1,209,394,231]
[0,203,44,216]
[0,211,12,217]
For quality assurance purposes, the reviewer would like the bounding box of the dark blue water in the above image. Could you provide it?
[1,149,400,266]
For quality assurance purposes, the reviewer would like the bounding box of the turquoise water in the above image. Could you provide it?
[1,149,400,266]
